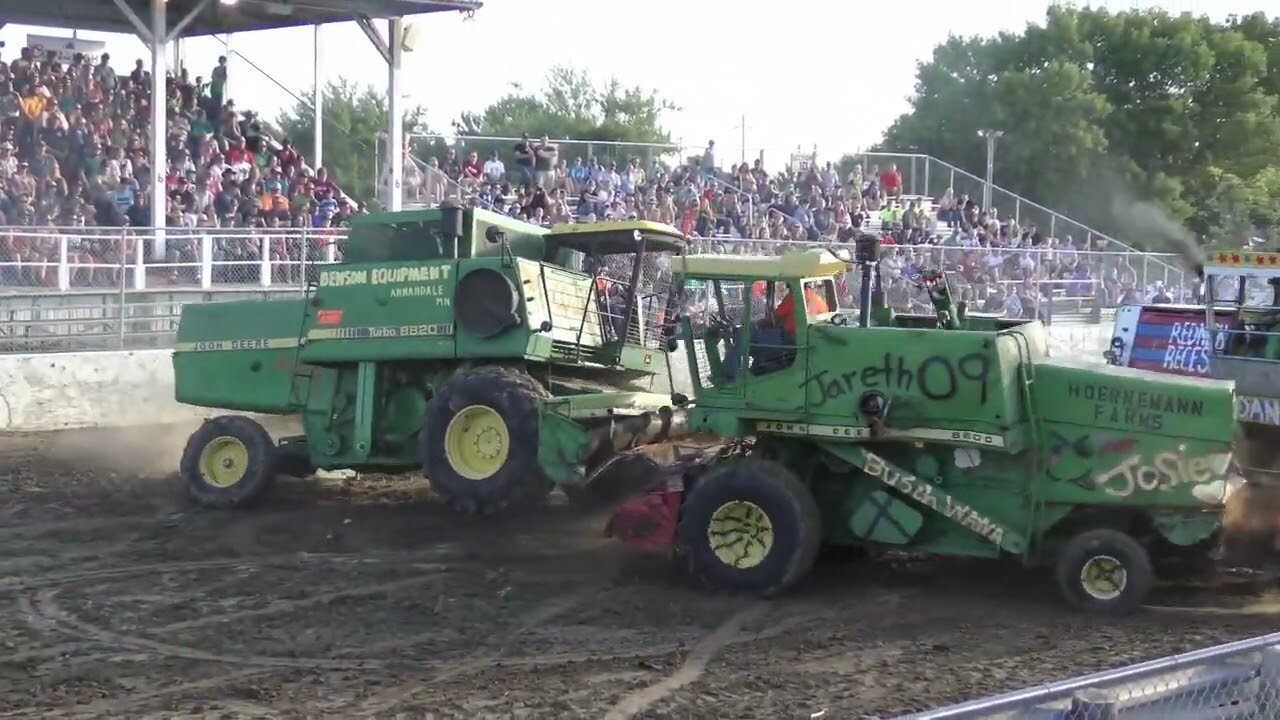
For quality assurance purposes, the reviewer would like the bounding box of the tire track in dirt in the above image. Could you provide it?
[602,602,772,720]
[19,589,389,670]
[0,547,465,595]
[356,585,601,716]
[151,569,448,633]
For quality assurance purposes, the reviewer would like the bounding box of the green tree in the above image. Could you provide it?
[447,66,680,172]
[275,79,432,208]
[877,7,1280,245]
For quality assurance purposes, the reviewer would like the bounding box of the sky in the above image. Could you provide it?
[0,0,1272,170]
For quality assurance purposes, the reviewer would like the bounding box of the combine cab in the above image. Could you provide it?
[173,206,687,514]
[1106,250,1280,562]
[540,235,1247,613]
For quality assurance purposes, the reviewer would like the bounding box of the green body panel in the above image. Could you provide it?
[539,248,1242,566]
[173,298,308,413]
[172,207,687,474]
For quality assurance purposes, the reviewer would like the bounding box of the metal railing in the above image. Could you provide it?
[0,230,1180,354]
[0,228,1189,299]
[902,631,1280,719]
[409,133,684,180]
[0,228,343,293]
[847,152,1178,266]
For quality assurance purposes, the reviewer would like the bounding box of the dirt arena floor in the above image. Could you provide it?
[2,421,1280,719]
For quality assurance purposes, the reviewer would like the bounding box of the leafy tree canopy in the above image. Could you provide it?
[451,66,679,168]
[276,78,431,208]
[873,7,1280,246]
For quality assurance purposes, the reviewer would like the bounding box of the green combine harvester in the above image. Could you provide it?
[173,210,1250,613]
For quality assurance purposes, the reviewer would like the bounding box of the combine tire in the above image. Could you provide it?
[1054,529,1154,615]
[422,367,553,514]
[677,458,821,597]
[180,415,278,509]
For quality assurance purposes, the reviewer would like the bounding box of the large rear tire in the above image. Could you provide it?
[421,366,553,514]
[677,458,821,597]
[179,415,278,509]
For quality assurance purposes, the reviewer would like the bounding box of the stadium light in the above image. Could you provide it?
[978,129,1004,211]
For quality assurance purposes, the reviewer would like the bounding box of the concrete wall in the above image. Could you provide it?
[0,324,1113,433]
[0,350,209,432]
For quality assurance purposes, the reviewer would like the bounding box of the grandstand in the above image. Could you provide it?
[0,9,1192,352]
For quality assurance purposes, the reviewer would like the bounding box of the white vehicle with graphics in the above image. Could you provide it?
[1105,251,1280,473]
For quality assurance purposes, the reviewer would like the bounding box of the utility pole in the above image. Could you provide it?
[978,129,1003,211]
[733,114,752,165]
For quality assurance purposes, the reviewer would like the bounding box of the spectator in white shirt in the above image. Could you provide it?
[483,151,506,183]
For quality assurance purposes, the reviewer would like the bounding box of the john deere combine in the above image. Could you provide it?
[174,206,688,514]
[174,213,1247,613]
[538,235,1245,613]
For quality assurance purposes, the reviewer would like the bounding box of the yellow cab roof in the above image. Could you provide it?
[545,220,687,254]
[678,248,851,280]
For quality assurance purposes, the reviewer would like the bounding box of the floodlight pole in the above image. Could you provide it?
[387,18,404,212]
[978,128,1003,211]
[313,24,323,169]
[355,15,404,211]
[149,0,167,260]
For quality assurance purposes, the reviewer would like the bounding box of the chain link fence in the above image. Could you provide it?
[0,227,1187,353]
[902,631,1280,719]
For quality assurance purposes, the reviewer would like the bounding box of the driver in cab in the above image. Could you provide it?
[724,280,830,378]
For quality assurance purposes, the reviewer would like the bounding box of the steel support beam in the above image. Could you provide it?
[149,0,168,256]
[386,17,404,211]
[313,24,323,169]
[112,0,154,44]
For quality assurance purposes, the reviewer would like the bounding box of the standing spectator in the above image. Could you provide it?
[209,56,228,111]
[880,164,903,199]
[534,135,557,189]
[513,132,534,188]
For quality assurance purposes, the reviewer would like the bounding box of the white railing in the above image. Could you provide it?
[903,631,1280,719]
[0,228,1192,300]
[0,228,343,293]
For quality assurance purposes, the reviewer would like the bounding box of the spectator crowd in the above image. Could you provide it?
[0,44,355,288]
[415,136,1193,320]
[0,39,1187,317]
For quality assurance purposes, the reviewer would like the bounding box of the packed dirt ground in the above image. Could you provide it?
[2,421,1279,719]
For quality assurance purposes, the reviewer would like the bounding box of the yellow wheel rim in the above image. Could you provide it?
[198,435,250,489]
[1080,555,1127,601]
[707,500,775,569]
[443,405,510,480]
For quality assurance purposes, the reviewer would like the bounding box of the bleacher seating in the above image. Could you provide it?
[0,45,351,288]
[414,151,1186,320]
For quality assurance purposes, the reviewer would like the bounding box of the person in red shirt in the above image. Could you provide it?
[461,151,484,189]
[880,164,903,198]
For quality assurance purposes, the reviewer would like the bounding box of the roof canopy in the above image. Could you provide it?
[0,0,481,39]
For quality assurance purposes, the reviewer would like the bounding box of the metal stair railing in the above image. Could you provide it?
[850,151,1186,288]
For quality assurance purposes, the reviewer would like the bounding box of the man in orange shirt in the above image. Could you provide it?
[725,281,830,379]
[773,281,830,337]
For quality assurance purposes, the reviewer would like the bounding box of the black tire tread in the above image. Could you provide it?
[1053,528,1154,615]
[421,365,553,515]
[677,457,822,597]
[179,415,277,509]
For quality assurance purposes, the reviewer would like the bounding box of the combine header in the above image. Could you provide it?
[173,214,1251,614]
